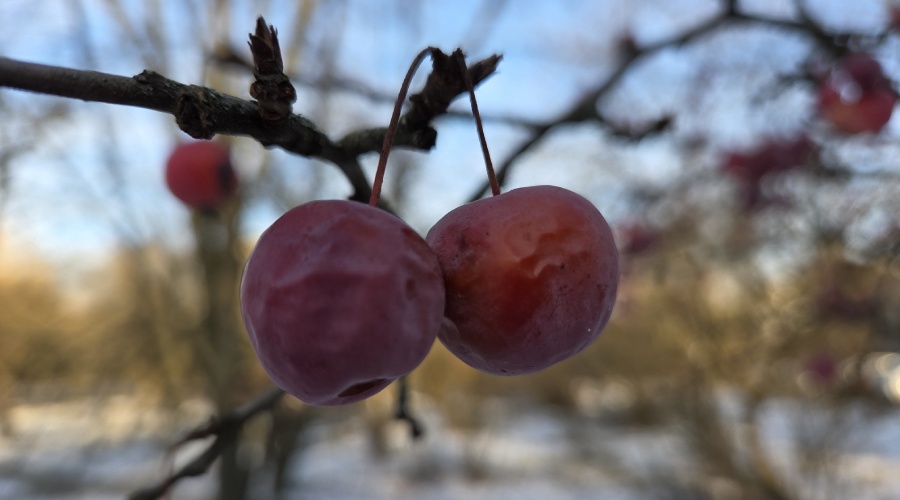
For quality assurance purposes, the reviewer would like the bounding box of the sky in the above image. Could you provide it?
[0,0,896,272]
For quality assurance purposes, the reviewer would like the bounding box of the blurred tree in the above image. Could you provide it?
[0,1,899,499]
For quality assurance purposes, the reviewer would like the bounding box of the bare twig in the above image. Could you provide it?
[211,44,532,127]
[128,388,285,500]
[337,49,502,157]
[248,16,297,121]
[395,376,423,439]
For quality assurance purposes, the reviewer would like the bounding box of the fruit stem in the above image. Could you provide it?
[454,50,500,197]
[370,47,438,207]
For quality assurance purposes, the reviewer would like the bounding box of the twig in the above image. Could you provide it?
[248,17,297,121]
[128,388,285,500]
[395,376,423,439]
[211,43,535,127]
[336,49,502,157]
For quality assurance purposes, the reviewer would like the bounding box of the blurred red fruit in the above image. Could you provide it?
[618,223,659,256]
[818,53,896,134]
[722,135,812,182]
[804,353,839,386]
[721,135,813,210]
[165,141,238,211]
[816,286,874,321]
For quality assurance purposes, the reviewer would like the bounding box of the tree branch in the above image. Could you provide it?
[395,375,424,438]
[128,388,285,500]
[0,49,501,202]
[0,57,333,153]
[211,44,529,127]
[465,3,892,201]
[337,50,502,157]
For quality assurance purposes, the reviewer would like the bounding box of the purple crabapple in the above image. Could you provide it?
[240,200,445,406]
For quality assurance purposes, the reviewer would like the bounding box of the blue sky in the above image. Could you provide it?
[0,0,896,271]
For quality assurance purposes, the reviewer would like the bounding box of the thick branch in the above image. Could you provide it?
[0,52,500,202]
[0,58,379,200]
[0,57,330,150]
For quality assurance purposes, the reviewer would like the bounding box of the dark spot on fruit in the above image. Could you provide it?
[457,236,469,253]
[405,278,416,298]
[338,378,388,398]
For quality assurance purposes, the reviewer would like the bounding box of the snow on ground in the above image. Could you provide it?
[1,392,900,499]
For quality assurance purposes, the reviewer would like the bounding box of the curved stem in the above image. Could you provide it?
[369,47,438,206]
[454,50,499,196]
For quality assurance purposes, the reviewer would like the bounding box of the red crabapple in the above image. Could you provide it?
[815,286,874,322]
[426,185,619,376]
[722,135,812,182]
[165,141,238,211]
[721,135,813,210]
[818,53,896,134]
[803,353,839,387]
[240,200,444,406]
[618,222,660,256]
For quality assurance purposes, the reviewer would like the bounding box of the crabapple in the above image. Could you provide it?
[818,53,896,134]
[804,353,838,385]
[165,141,238,211]
[426,185,619,376]
[618,222,659,256]
[816,286,873,321]
[721,135,813,210]
[722,135,812,183]
[240,200,444,406]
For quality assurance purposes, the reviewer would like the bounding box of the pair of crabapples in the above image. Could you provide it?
[239,186,619,406]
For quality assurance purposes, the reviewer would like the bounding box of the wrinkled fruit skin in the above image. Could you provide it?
[165,141,238,211]
[240,200,444,406]
[426,185,619,376]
